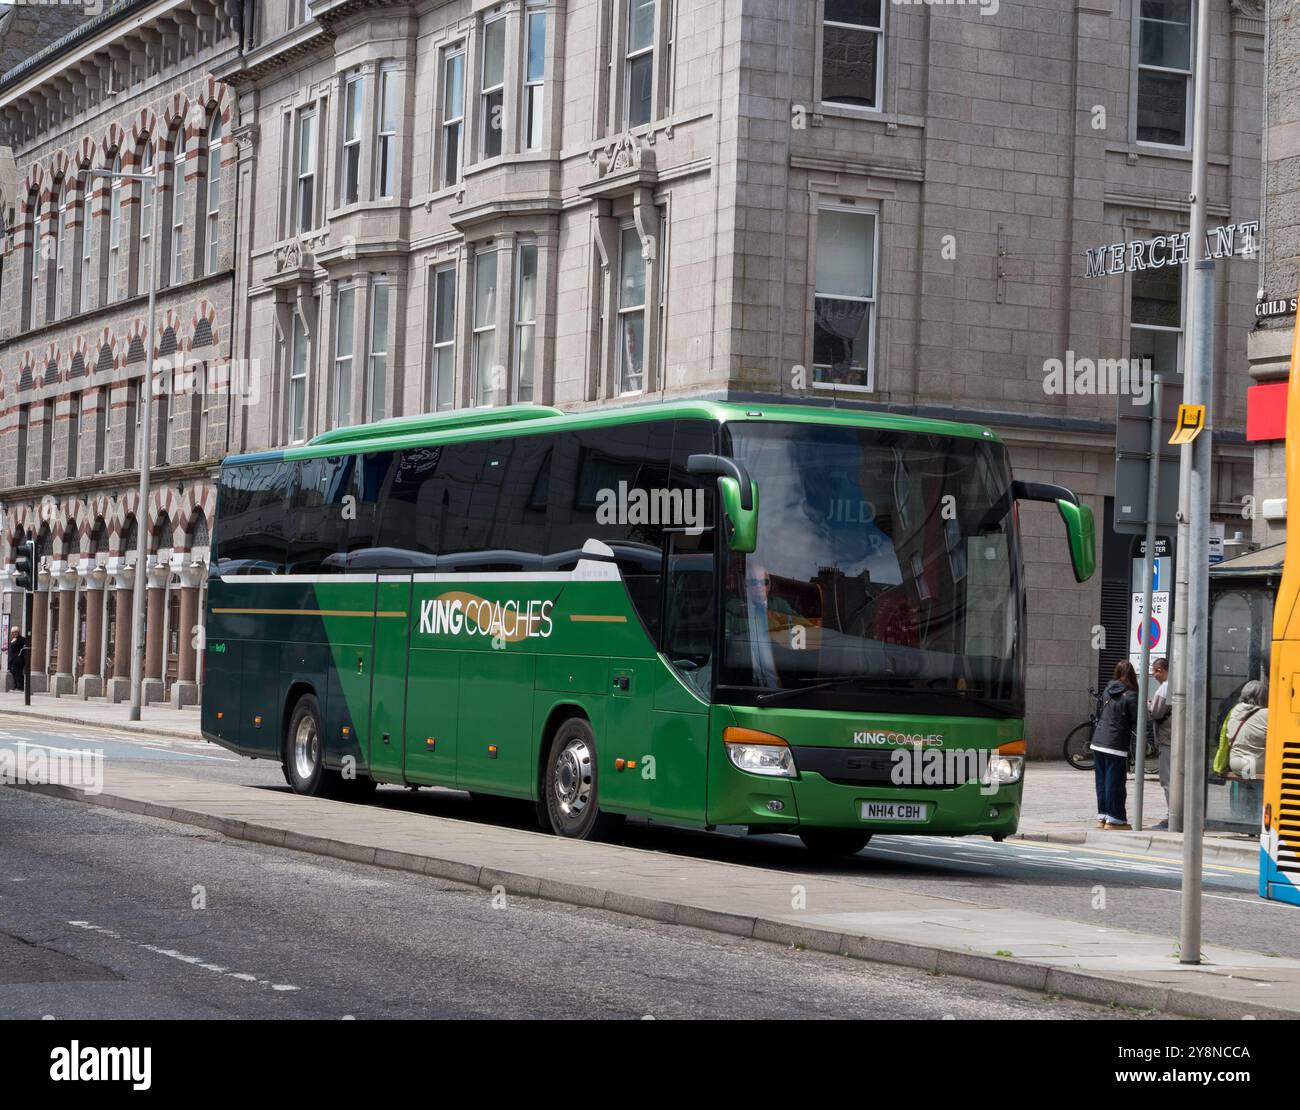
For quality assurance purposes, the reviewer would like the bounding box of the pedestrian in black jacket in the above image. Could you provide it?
[6,628,26,693]
[1091,660,1139,830]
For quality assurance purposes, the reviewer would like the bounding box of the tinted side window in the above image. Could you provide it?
[466,434,554,571]
[670,418,717,528]
[345,451,396,566]
[287,456,352,574]
[374,445,444,566]
[548,420,675,638]
[214,460,290,575]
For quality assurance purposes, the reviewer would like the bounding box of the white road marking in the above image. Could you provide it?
[68,920,300,991]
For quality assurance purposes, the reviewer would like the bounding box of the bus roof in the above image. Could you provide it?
[224,400,1000,467]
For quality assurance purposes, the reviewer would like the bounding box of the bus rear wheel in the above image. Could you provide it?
[542,717,616,840]
[284,693,374,800]
[798,829,872,857]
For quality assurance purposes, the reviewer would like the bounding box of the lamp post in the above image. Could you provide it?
[84,163,161,722]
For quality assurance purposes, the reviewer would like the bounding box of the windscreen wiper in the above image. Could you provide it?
[755,677,870,706]
[755,678,1012,714]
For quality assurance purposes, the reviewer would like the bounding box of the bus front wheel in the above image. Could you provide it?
[542,718,618,840]
[798,829,872,857]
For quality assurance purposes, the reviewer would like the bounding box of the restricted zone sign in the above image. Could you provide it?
[1129,590,1170,666]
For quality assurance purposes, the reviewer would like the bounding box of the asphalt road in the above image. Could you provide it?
[0,789,1158,1020]
[1,712,1292,975]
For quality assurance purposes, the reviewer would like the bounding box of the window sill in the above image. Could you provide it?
[1106,142,1231,167]
[811,380,874,394]
[808,103,926,132]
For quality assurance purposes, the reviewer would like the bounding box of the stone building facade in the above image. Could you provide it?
[0,0,1267,752]
[0,0,240,706]
[1246,0,1298,547]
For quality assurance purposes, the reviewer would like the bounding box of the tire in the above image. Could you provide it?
[284,693,375,800]
[798,829,872,857]
[285,694,329,795]
[541,717,617,840]
[1063,723,1094,770]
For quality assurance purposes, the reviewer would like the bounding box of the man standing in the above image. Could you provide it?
[1148,657,1172,829]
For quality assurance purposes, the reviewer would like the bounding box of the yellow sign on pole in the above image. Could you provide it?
[1169,403,1206,445]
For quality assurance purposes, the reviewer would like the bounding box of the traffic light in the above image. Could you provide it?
[13,539,35,592]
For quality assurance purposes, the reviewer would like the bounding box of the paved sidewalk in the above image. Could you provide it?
[12,766,1300,1019]
[0,694,1260,865]
[1018,763,1258,867]
[0,692,202,741]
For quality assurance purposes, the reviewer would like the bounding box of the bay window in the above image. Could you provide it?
[472,247,498,406]
[480,12,507,159]
[431,264,457,411]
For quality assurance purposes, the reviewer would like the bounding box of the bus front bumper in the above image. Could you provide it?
[709,763,1023,838]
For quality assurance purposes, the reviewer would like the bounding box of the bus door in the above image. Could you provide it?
[652,530,715,822]
[368,573,413,783]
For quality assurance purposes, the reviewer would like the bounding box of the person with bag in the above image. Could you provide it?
[1090,660,1140,830]
[1214,680,1268,780]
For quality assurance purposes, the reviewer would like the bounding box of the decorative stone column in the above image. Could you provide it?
[141,560,168,705]
[78,565,107,699]
[52,564,78,696]
[106,562,134,704]
[28,569,50,694]
[170,562,203,708]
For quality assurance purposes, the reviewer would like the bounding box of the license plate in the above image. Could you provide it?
[860,801,929,822]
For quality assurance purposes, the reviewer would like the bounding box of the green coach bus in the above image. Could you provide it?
[201,401,1095,855]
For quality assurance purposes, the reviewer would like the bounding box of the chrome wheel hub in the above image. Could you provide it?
[553,736,594,819]
[292,715,319,783]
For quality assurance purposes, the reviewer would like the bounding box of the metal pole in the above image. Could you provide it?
[1179,0,1213,965]
[23,554,32,709]
[1169,441,1191,832]
[1132,375,1163,831]
[124,169,159,723]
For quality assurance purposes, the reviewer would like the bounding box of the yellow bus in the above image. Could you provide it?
[1263,294,1300,905]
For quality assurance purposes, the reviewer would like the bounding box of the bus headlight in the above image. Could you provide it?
[724,727,797,778]
[981,754,1024,786]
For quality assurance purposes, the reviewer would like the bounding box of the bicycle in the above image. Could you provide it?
[1062,686,1157,771]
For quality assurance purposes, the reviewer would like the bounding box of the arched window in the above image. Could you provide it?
[190,510,210,549]
[121,515,139,556]
[204,113,222,274]
[137,140,155,295]
[92,518,109,556]
[168,126,187,286]
[155,512,173,555]
[106,151,123,302]
[77,169,93,312]
[50,177,69,322]
[23,186,40,329]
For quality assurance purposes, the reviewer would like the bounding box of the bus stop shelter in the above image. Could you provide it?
[1207,542,1283,833]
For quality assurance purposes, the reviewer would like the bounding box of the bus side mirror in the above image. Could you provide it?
[1056,499,1096,583]
[1011,480,1095,583]
[687,454,759,554]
